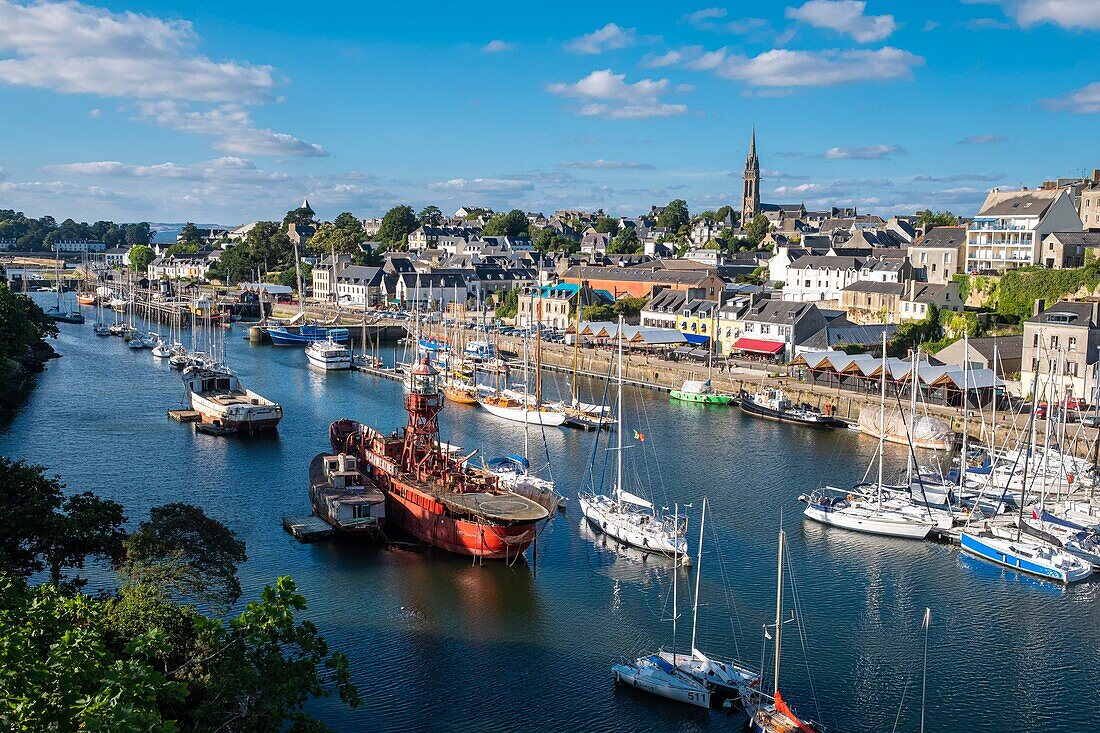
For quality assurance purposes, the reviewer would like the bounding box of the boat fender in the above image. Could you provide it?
[1068,473,1075,485]
[847,494,853,502]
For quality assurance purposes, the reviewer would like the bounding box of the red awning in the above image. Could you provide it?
[731,337,785,354]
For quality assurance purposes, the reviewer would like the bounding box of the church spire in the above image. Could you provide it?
[742,127,760,221]
[749,126,756,161]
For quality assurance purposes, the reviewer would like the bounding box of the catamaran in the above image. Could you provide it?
[579,317,688,557]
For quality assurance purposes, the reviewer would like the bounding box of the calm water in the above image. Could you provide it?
[4,305,1100,733]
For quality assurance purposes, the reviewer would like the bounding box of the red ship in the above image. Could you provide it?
[330,356,553,561]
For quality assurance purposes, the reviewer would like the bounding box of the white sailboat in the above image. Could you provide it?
[579,316,688,557]
[658,497,760,702]
[800,333,938,540]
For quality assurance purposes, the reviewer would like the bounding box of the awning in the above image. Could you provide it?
[683,334,710,345]
[732,337,785,354]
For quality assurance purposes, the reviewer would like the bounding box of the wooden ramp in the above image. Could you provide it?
[282,514,333,543]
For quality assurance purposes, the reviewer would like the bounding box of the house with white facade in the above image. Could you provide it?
[335,265,385,307]
[147,254,213,281]
[52,239,106,253]
[394,272,468,309]
[965,188,1082,272]
[781,255,863,303]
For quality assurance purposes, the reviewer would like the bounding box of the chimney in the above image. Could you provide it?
[910,280,916,301]
[1034,298,1045,317]
[1093,169,1100,184]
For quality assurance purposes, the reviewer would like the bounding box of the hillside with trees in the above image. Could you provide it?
[0,210,152,250]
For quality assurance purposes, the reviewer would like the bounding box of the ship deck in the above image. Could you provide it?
[399,475,550,522]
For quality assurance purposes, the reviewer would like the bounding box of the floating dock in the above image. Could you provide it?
[167,409,201,423]
[282,514,333,542]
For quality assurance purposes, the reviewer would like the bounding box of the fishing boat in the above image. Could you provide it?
[658,498,760,703]
[308,452,386,537]
[268,324,349,346]
[329,357,554,560]
[745,529,824,733]
[799,334,938,540]
[738,387,840,428]
[670,379,734,405]
[305,338,352,370]
[580,317,688,557]
[182,366,283,433]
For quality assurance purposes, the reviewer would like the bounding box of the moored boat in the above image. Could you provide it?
[309,453,385,537]
[738,387,839,428]
[183,366,283,433]
[268,324,349,346]
[960,530,1092,583]
[612,655,711,709]
[305,338,352,370]
[670,379,734,405]
[329,357,554,560]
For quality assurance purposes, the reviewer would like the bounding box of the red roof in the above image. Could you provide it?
[731,337,784,354]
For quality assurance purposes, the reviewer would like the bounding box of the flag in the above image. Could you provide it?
[633,429,645,442]
[763,625,772,640]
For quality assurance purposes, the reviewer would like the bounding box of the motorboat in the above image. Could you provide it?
[738,388,839,428]
[670,379,734,405]
[305,338,352,370]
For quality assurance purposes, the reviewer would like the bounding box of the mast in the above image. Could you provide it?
[991,340,999,452]
[907,345,918,487]
[616,314,624,503]
[672,502,679,656]
[1016,350,1042,541]
[690,497,707,656]
[920,608,931,733]
[773,528,785,696]
[877,331,887,506]
[292,238,304,318]
[958,334,969,510]
[571,283,583,405]
[535,290,543,408]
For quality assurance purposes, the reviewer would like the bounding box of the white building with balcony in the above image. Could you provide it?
[965,189,1081,272]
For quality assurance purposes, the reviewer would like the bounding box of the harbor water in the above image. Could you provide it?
[3,312,1099,733]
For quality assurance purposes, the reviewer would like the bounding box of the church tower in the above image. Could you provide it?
[742,128,760,222]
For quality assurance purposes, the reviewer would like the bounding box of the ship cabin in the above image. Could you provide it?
[311,453,385,532]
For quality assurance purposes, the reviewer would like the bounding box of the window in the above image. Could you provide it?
[761,324,771,335]
[1051,335,1059,349]
[1033,333,1040,347]
[1069,336,1077,351]
[1032,358,1039,371]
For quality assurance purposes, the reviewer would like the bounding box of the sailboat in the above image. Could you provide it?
[800,333,938,540]
[44,253,85,324]
[579,316,688,557]
[746,529,823,733]
[563,294,616,430]
[960,359,1093,583]
[612,503,711,709]
[657,497,760,702]
[478,296,566,426]
[92,274,111,336]
[441,288,480,404]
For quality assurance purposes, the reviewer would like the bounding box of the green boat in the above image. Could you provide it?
[669,379,734,405]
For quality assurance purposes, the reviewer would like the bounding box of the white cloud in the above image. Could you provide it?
[985,0,1100,29]
[642,50,686,68]
[785,1,897,42]
[482,40,514,53]
[0,0,275,102]
[428,178,535,194]
[923,20,940,31]
[560,159,655,170]
[46,156,291,183]
[727,17,770,34]
[958,134,1007,144]
[685,46,923,87]
[913,173,1005,182]
[136,101,327,157]
[823,144,905,159]
[773,182,824,194]
[759,168,808,180]
[0,1,322,157]
[565,23,637,54]
[682,8,727,28]
[89,107,101,118]
[1045,82,1100,113]
[547,69,688,119]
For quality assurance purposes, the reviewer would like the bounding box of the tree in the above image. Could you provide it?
[164,242,201,258]
[916,209,958,228]
[277,260,312,291]
[121,503,247,609]
[283,206,316,229]
[582,303,615,321]
[377,205,418,246]
[593,216,619,235]
[177,222,202,245]
[417,205,443,226]
[612,295,648,323]
[495,288,520,319]
[124,222,153,246]
[129,244,155,272]
[532,227,579,254]
[657,199,689,231]
[481,209,529,238]
[0,458,126,590]
[743,214,770,246]
[607,227,641,254]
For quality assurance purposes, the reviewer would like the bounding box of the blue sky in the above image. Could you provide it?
[1,0,1099,224]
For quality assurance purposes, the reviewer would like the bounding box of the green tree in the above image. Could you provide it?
[607,227,641,254]
[418,205,443,226]
[277,260,313,291]
[532,228,579,254]
[129,244,155,272]
[612,295,648,323]
[481,209,529,238]
[593,216,619,235]
[582,303,615,321]
[164,242,201,258]
[495,288,520,319]
[657,199,689,231]
[377,205,419,246]
[124,222,153,246]
[177,223,201,245]
[121,503,247,609]
[283,206,316,229]
[916,209,959,228]
[744,214,770,246]
[0,458,126,590]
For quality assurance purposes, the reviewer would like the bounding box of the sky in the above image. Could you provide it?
[1,0,1099,225]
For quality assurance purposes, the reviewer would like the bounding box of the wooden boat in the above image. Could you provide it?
[442,381,479,404]
[309,453,385,537]
[478,391,567,426]
[76,293,96,306]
